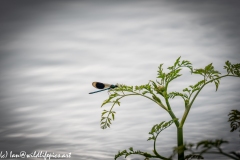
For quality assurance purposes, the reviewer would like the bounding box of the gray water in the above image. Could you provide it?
[0,1,240,160]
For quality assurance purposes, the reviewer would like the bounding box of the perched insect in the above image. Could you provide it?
[89,82,118,94]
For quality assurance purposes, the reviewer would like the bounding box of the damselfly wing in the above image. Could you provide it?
[89,82,118,94]
[92,82,112,89]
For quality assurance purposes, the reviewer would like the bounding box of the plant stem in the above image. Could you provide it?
[177,127,184,160]
[168,110,179,127]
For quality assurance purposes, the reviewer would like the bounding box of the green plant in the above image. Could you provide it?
[175,139,240,160]
[228,110,240,134]
[172,109,240,160]
[99,57,240,160]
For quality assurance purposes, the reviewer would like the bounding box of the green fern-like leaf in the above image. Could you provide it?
[114,147,154,160]
[185,154,204,160]
[148,119,177,141]
[224,61,240,76]
[228,110,240,132]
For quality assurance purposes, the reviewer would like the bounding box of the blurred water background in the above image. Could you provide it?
[0,1,240,160]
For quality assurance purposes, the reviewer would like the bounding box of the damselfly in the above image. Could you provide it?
[89,82,118,94]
